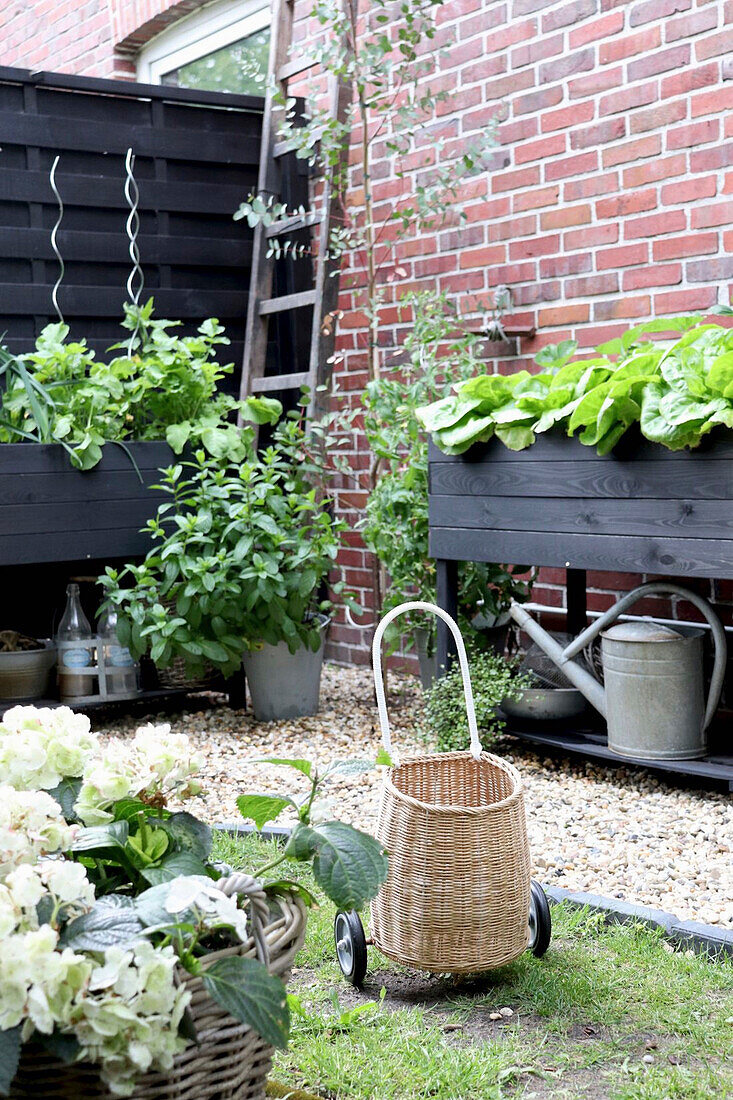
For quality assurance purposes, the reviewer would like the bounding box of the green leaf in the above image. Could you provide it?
[166,421,191,453]
[494,424,535,451]
[156,812,212,861]
[47,776,83,823]
[38,1032,81,1065]
[375,747,393,766]
[323,759,374,779]
[71,821,129,855]
[141,851,210,885]
[59,895,143,951]
[202,956,289,1050]
[286,821,388,910]
[236,794,295,830]
[253,757,313,778]
[0,1026,21,1097]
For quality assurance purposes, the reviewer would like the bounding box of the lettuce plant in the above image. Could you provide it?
[416,314,733,456]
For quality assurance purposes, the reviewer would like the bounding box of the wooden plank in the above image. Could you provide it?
[251,371,309,392]
[0,527,155,567]
[276,56,314,81]
[429,527,733,578]
[0,168,254,216]
[0,286,246,317]
[428,429,733,464]
[0,110,261,165]
[0,497,160,537]
[429,460,733,501]
[264,212,321,237]
[258,289,316,315]
[0,442,173,474]
[429,495,733,539]
[0,227,251,267]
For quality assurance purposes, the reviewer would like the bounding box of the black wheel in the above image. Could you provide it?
[334,909,368,986]
[528,880,552,957]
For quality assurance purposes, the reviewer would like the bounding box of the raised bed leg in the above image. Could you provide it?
[566,568,587,637]
[436,558,458,675]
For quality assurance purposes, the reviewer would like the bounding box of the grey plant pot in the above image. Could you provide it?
[414,626,436,691]
[243,626,326,722]
[0,640,56,701]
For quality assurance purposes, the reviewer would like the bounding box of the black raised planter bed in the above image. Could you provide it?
[428,427,733,790]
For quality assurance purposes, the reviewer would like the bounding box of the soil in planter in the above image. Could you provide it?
[0,629,44,651]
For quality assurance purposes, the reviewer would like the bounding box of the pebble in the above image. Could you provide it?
[499,1007,514,1017]
[94,664,733,929]
[488,1013,502,1021]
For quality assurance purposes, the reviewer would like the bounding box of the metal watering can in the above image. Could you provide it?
[509,582,727,760]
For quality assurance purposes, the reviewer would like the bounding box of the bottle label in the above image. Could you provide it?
[108,646,135,668]
[62,648,91,669]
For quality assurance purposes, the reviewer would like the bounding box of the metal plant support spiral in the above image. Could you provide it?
[49,155,65,325]
[124,146,144,354]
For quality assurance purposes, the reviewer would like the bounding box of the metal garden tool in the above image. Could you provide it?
[509,582,727,761]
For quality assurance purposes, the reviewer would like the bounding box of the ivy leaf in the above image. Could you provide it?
[236,794,296,830]
[202,956,289,1049]
[0,1025,21,1096]
[286,822,388,910]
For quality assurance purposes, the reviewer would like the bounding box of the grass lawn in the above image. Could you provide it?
[213,832,733,1100]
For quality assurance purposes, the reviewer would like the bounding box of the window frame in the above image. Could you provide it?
[136,0,271,87]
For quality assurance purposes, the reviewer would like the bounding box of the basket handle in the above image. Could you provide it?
[372,600,481,764]
[217,872,270,966]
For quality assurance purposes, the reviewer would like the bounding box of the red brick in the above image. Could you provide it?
[564,172,619,200]
[511,32,564,68]
[488,262,538,284]
[630,100,687,133]
[459,244,507,268]
[564,223,619,250]
[599,82,658,116]
[594,296,652,321]
[686,256,733,281]
[654,287,719,312]
[623,153,686,188]
[513,86,564,116]
[625,209,687,238]
[569,67,623,98]
[667,118,720,149]
[696,28,733,60]
[602,134,662,168]
[661,61,719,97]
[491,214,538,241]
[660,176,717,204]
[571,117,627,150]
[630,0,691,26]
[570,9,624,46]
[622,264,683,289]
[490,15,537,48]
[545,150,598,181]
[512,281,562,306]
[541,101,595,132]
[596,190,657,220]
[513,185,560,212]
[691,85,733,117]
[540,47,595,84]
[498,117,538,145]
[514,133,567,164]
[691,200,733,228]
[542,0,597,31]
[654,232,718,261]
[577,322,628,347]
[565,273,619,297]
[597,243,649,270]
[600,26,661,64]
[666,6,720,41]
[690,145,733,172]
[541,204,592,230]
[509,235,561,259]
[628,44,690,81]
[538,303,590,326]
[539,254,592,278]
[492,166,542,193]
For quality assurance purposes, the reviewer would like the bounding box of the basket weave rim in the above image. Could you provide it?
[383,750,524,814]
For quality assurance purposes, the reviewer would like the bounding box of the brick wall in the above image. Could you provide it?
[2,0,733,664]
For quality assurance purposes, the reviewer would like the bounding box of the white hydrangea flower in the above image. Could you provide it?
[0,706,97,791]
[0,788,75,876]
[0,924,90,1032]
[165,876,249,942]
[41,859,96,908]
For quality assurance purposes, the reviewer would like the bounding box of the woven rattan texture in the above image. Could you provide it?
[10,895,307,1100]
[371,752,531,973]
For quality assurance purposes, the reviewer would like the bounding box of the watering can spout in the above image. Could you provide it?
[509,601,607,716]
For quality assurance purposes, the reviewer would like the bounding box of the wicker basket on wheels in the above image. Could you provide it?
[10,874,307,1100]
[333,601,551,986]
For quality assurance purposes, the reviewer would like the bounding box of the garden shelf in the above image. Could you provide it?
[428,427,733,789]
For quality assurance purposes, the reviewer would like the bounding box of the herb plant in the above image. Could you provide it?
[422,645,531,753]
[0,705,387,1096]
[101,407,357,677]
[417,314,733,456]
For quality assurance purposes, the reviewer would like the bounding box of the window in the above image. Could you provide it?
[137,0,270,96]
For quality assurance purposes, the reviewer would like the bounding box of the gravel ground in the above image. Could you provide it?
[94,663,733,928]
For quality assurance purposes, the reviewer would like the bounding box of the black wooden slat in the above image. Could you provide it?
[0,442,173,474]
[430,495,733,540]
[0,528,155,567]
[0,497,160,537]
[2,286,246,316]
[428,430,733,465]
[429,460,733,500]
[0,168,253,215]
[429,527,733,578]
[0,111,261,164]
[0,227,251,267]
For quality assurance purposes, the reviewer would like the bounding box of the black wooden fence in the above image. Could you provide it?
[0,66,267,385]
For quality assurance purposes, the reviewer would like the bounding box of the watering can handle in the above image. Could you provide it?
[372,601,482,764]
[563,581,728,732]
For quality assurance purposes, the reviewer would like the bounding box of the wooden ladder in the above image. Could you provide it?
[239,0,351,422]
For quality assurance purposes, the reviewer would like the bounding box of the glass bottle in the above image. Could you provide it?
[56,583,94,699]
[96,606,139,697]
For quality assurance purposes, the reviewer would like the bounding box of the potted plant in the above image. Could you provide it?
[0,705,387,1098]
[0,631,56,701]
[101,404,357,721]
